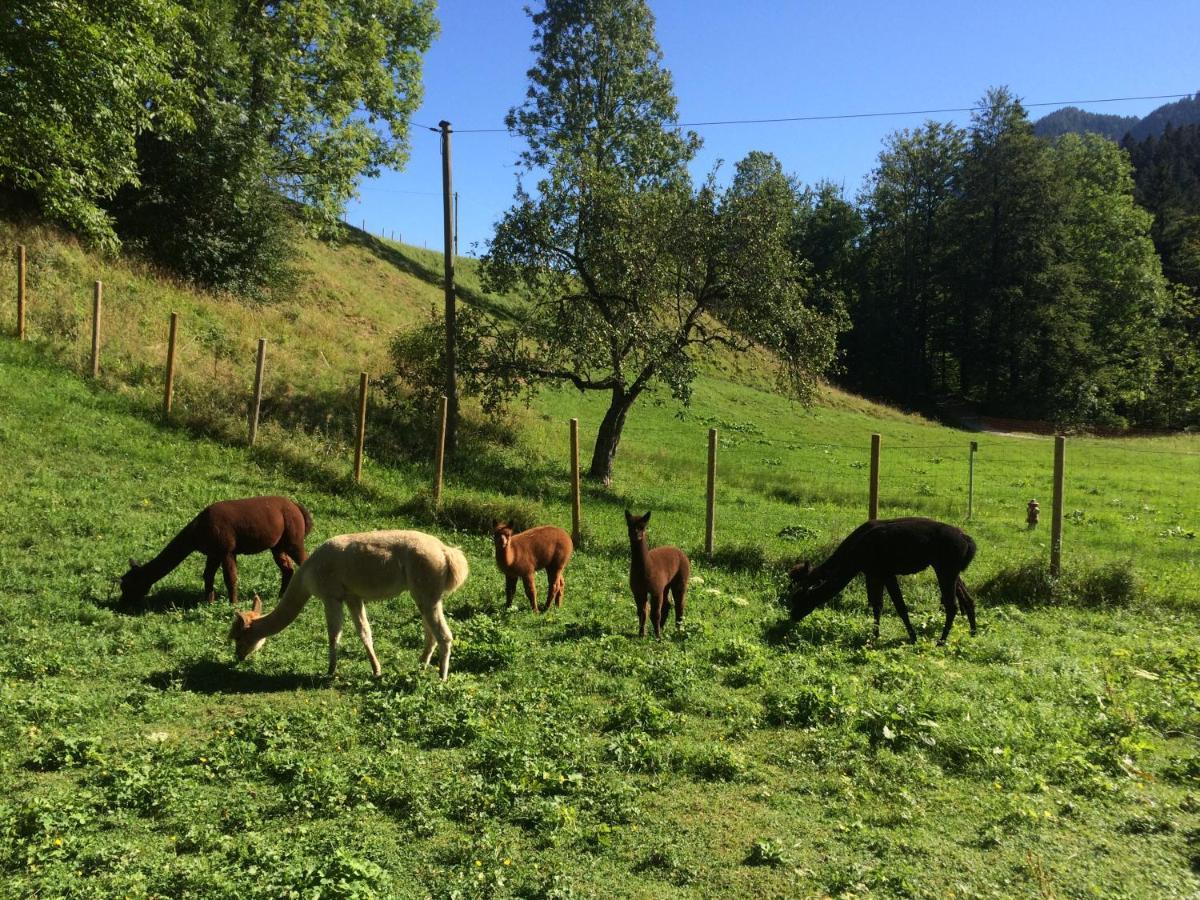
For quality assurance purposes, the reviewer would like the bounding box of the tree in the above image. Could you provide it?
[114,0,438,293]
[0,0,192,247]
[469,1,841,482]
[855,122,964,403]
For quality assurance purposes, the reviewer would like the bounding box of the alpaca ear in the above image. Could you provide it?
[642,511,651,524]
[128,558,139,570]
[625,510,634,523]
[492,519,500,529]
[252,594,262,614]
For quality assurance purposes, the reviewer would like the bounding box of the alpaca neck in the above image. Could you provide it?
[249,575,313,639]
[809,562,859,605]
[629,536,653,577]
[137,523,198,588]
[494,543,516,572]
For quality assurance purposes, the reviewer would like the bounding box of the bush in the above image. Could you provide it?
[979,559,1143,608]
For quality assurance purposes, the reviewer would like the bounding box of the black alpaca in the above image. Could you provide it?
[784,517,978,644]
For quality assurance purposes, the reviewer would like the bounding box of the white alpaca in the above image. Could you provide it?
[228,530,469,680]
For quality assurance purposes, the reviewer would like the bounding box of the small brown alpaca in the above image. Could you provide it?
[120,496,312,607]
[625,510,690,638]
[491,521,574,612]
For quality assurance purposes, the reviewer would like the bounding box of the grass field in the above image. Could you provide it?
[1,221,1198,897]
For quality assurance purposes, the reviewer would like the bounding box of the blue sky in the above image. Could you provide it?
[345,0,1200,257]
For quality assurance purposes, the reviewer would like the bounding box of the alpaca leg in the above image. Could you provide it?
[323,598,344,677]
[652,590,666,639]
[346,598,381,677]
[865,574,885,640]
[554,573,565,607]
[885,575,917,643]
[504,575,517,609]
[936,569,958,645]
[203,556,220,604]
[419,616,436,669]
[672,581,686,627]
[956,577,977,635]
[221,554,238,606]
[272,548,295,596]
[545,566,562,609]
[430,602,454,681]
[522,573,539,613]
[636,594,649,638]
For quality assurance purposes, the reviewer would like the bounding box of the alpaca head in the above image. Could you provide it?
[624,510,651,544]
[229,595,267,661]
[119,558,150,604]
[783,561,823,621]
[491,520,514,551]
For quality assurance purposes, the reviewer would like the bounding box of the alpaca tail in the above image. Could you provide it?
[442,545,470,594]
[296,501,314,536]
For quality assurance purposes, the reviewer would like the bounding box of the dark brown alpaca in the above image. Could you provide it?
[625,510,690,638]
[491,521,573,612]
[784,517,977,644]
[120,496,313,606]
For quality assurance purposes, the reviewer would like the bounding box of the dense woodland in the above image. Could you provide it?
[2,2,1198,431]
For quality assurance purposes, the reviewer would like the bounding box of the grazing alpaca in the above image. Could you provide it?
[625,510,690,638]
[491,521,573,612]
[228,530,469,680]
[784,517,977,644]
[120,496,312,606]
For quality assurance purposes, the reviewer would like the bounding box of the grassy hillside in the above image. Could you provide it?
[1,221,1198,896]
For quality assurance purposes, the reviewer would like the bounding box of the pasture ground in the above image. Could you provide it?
[1,337,1198,898]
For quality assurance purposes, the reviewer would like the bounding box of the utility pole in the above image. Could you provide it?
[454,191,459,258]
[439,120,458,457]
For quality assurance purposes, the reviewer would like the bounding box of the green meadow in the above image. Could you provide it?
[0,223,1198,897]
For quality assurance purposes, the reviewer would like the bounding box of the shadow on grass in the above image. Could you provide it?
[103,587,216,617]
[343,227,523,324]
[144,659,322,694]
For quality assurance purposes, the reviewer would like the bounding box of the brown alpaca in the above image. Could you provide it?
[625,510,690,638]
[120,496,313,607]
[491,521,573,612]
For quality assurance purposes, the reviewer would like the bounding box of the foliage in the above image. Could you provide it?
[851,88,1170,426]
[115,0,437,294]
[0,0,193,247]
[0,0,437,294]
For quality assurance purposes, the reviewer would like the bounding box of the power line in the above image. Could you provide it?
[424,91,1195,135]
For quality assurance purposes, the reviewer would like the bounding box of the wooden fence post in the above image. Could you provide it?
[967,440,978,519]
[1050,434,1066,576]
[869,433,881,520]
[705,428,718,557]
[354,372,368,483]
[89,281,103,377]
[570,418,582,547]
[433,394,448,505]
[163,312,178,418]
[16,244,26,340]
[248,338,266,445]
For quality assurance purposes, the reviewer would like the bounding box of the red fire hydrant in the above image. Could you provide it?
[1026,499,1040,529]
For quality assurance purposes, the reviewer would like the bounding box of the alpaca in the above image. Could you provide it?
[228,530,469,680]
[625,510,690,638]
[491,521,573,612]
[120,496,312,606]
[784,517,977,644]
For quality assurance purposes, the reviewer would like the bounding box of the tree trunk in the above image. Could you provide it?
[588,388,637,483]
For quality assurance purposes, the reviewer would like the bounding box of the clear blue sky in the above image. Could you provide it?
[345,0,1200,257]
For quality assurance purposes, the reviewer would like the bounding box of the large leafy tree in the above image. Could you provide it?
[475,1,841,481]
[116,0,438,293]
[0,0,192,247]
